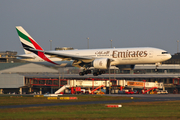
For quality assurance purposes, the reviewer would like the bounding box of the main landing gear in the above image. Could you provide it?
[79,70,91,76]
[93,70,105,76]
[79,70,106,76]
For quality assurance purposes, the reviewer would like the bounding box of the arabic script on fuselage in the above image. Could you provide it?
[95,51,110,55]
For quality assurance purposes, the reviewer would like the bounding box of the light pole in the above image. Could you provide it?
[110,39,112,48]
[50,40,52,50]
[177,40,179,53]
[87,37,89,49]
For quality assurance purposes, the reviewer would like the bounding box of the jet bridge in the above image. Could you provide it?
[54,79,110,94]
[117,80,164,89]
[54,79,164,94]
[69,79,110,87]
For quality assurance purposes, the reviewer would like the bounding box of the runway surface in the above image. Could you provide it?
[0,94,180,109]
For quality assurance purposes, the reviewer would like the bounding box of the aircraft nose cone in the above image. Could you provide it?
[168,54,172,59]
[161,54,171,61]
[165,54,172,61]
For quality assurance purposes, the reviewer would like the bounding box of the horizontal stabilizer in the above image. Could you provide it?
[15,55,35,59]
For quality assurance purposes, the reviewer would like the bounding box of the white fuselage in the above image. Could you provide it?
[18,47,171,67]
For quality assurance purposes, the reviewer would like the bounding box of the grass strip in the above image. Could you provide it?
[0,100,180,120]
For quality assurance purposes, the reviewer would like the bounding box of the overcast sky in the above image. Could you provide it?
[0,0,180,54]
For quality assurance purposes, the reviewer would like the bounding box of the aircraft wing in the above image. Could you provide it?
[44,51,94,61]
[27,48,94,61]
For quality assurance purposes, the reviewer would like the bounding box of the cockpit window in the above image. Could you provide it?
[162,52,169,54]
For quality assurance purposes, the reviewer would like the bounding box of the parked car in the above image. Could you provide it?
[157,90,168,94]
[125,89,134,94]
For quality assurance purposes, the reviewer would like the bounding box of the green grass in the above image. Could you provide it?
[0,99,180,120]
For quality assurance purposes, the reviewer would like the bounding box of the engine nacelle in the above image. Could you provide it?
[116,65,135,70]
[92,58,111,69]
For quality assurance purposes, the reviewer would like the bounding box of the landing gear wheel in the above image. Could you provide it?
[83,71,88,75]
[96,71,101,75]
[93,72,98,76]
[101,70,105,74]
[79,72,84,76]
[86,70,91,74]
[83,70,91,75]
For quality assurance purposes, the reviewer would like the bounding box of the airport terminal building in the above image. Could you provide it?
[0,51,180,94]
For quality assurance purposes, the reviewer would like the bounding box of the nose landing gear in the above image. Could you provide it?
[155,62,161,72]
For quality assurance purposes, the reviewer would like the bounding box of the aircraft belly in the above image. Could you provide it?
[117,58,140,64]
[32,61,74,67]
[113,57,157,65]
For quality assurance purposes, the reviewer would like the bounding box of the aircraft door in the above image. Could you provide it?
[149,51,153,58]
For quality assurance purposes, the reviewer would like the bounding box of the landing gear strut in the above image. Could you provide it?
[155,68,159,72]
[155,62,161,72]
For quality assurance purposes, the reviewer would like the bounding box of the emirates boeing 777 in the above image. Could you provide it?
[15,26,171,76]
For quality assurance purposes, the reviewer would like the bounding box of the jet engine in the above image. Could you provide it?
[92,58,111,69]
